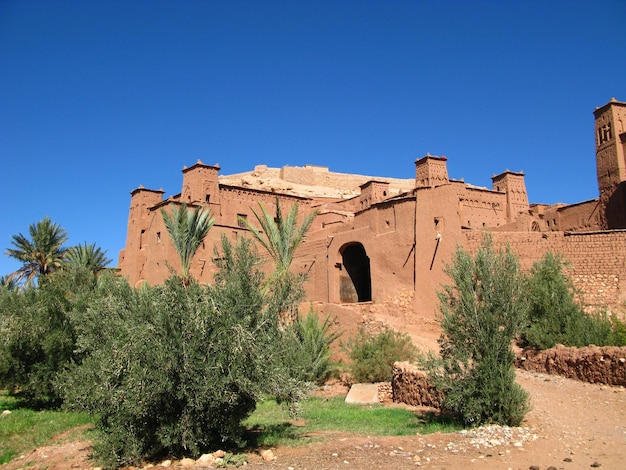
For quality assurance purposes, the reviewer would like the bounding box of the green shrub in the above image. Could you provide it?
[0,268,102,408]
[610,315,626,346]
[524,252,615,348]
[421,236,529,427]
[345,328,418,383]
[59,237,308,468]
[282,309,341,385]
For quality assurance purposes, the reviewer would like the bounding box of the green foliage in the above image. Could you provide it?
[244,396,439,447]
[610,314,626,346]
[345,328,418,383]
[239,198,318,319]
[161,203,214,285]
[422,236,529,427]
[64,242,112,274]
[523,252,617,348]
[0,275,18,291]
[5,217,68,285]
[59,237,308,468]
[0,268,103,408]
[282,309,341,385]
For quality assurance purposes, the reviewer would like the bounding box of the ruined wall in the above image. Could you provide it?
[464,230,626,309]
[279,165,414,195]
[516,345,626,386]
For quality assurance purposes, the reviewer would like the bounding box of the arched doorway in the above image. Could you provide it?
[339,243,372,303]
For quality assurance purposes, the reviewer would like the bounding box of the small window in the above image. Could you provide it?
[205,194,210,203]
[156,232,161,243]
[237,214,247,229]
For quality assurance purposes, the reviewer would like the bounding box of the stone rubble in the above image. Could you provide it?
[446,424,538,452]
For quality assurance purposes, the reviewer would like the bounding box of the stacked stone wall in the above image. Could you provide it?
[464,230,626,309]
[391,362,443,408]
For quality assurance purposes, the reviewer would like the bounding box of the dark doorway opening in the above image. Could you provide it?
[339,243,372,303]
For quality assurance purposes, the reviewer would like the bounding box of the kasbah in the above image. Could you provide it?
[118,98,626,321]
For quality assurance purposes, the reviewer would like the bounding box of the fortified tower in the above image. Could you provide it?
[491,170,529,223]
[118,186,165,286]
[594,98,626,228]
[415,154,449,188]
[181,160,221,209]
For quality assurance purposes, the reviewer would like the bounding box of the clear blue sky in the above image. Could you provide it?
[1,0,625,277]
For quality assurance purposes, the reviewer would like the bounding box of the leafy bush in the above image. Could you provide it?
[421,236,529,427]
[282,310,341,385]
[0,268,102,408]
[345,328,418,383]
[59,237,308,468]
[610,315,626,346]
[524,252,616,348]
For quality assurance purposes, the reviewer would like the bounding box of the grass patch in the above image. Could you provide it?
[1,393,462,465]
[244,396,462,447]
[0,392,95,465]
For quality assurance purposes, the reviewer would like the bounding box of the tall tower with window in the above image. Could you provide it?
[594,98,626,228]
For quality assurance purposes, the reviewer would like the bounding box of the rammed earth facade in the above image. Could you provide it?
[119,98,626,317]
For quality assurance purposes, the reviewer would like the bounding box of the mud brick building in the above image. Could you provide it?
[118,98,626,317]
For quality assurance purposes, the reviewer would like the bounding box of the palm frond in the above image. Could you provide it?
[161,203,214,284]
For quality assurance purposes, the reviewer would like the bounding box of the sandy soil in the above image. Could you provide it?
[3,302,625,470]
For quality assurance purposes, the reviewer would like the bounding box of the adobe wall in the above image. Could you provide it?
[216,185,313,231]
[463,230,626,310]
[553,199,602,232]
[323,197,418,305]
[413,184,467,318]
[120,181,315,287]
[456,184,508,229]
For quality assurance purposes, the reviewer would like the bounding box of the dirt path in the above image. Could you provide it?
[244,370,626,470]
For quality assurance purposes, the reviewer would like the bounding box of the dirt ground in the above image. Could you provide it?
[3,302,626,470]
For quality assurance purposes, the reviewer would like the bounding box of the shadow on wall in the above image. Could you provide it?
[340,242,372,303]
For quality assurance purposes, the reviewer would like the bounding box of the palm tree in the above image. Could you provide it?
[241,198,318,276]
[239,198,318,319]
[65,242,112,274]
[161,203,214,285]
[5,217,68,285]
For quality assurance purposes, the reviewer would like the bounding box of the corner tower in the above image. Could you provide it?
[594,98,626,228]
